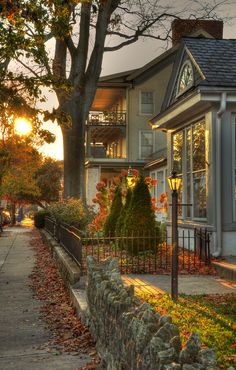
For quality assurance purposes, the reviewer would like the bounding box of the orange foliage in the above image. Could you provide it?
[88,168,163,233]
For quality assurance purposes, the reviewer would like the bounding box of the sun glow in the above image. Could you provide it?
[14,118,32,136]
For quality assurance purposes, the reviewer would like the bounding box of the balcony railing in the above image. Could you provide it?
[87,145,125,159]
[87,111,126,126]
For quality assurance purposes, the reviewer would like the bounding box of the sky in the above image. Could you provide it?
[40,1,236,160]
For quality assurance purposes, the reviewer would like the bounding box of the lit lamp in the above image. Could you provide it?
[127,166,135,188]
[168,171,182,193]
[168,170,182,301]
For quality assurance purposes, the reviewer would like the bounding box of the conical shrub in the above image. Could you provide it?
[123,176,157,253]
[115,188,132,236]
[104,185,122,236]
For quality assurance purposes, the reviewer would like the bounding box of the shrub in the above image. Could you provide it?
[115,187,132,236]
[104,186,122,236]
[34,209,50,228]
[48,198,91,231]
[123,176,159,253]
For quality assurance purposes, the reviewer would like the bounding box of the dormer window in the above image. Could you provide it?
[177,60,194,95]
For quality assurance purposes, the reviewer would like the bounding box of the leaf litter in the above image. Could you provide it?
[29,228,100,369]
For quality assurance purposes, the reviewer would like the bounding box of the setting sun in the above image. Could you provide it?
[14,118,32,136]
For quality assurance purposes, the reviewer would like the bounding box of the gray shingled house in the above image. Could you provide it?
[150,37,236,257]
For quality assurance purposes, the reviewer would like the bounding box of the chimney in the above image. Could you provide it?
[171,19,223,45]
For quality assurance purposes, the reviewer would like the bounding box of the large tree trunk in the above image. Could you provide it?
[62,102,86,201]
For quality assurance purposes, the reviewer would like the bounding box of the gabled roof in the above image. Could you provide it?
[99,69,138,83]
[150,37,236,125]
[183,37,236,87]
[99,45,177,87]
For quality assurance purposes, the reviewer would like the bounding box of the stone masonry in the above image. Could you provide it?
[86,256,220,370]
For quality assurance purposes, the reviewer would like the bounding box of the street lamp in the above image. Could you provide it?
[127,166,135,188]
[168,170,182,301]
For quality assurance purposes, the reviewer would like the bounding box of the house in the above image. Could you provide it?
[85,47,177,204]
[149,24,236,257]
[86,18,236,257]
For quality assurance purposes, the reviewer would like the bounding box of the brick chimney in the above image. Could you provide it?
[171,19,223,45]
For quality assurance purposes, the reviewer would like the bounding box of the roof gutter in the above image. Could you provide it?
[212,92,227,257]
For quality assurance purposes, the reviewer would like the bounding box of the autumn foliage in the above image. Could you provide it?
[88,168,167,235]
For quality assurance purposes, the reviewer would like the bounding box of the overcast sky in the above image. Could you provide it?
[40,2,236,160]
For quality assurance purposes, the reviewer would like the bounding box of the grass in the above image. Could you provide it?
[137,292,236,368]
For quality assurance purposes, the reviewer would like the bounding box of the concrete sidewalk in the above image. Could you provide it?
[122,273,236,296]
[0,226,91,370]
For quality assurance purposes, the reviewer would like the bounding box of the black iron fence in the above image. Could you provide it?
[82,229,211,274]
[44,218,211,275]
[45,217,82,266]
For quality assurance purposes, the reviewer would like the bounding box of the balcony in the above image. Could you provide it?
[87,111,126,127]
[87,144,126,160]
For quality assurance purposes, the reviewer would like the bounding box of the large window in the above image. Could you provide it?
[172,120,206,220]
[139,131,154,159]
[233,116,236,220]
[140,91,154,115]
[151,169,167,221]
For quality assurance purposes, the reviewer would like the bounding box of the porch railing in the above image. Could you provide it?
[44,218,211,275]
[87,111,126,126]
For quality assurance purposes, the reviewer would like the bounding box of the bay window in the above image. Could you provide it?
[233,115,236,220]
[172,120,206,220]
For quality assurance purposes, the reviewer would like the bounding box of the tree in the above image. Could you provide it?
[124,176,156,252]
[115,187,132,236]
[0,0,227,200]
[35,158,63,207]
[0,137,42,223]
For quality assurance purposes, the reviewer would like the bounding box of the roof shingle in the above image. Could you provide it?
[184,38,236,87]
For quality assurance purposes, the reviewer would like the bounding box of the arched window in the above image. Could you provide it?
[177,60,194,95]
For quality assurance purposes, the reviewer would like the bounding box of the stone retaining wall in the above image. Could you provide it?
[86,256,219,370]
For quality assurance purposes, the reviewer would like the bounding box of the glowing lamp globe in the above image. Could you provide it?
[127,166,135,188]
[14,118,32,136]
[168,171,182,192]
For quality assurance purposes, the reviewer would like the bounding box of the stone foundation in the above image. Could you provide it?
[86,256,219,370]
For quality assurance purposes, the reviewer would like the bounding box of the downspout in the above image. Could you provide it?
[212,92,227,257]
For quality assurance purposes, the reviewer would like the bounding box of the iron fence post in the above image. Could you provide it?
[171,190,179,301]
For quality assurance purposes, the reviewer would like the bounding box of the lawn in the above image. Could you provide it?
[137,292,236,368]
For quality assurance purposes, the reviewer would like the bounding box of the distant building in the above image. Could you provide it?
[85,48,175,205]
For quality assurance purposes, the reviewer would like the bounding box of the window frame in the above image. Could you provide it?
[176,60,194,98]
[232,114,236,222]
[139,130,154,159]
[139,90,155,116]
[171,118,207,222]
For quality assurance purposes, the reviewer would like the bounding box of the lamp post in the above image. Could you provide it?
[168,171,182,301]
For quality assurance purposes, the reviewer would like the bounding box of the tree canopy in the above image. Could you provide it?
[0,134,62,210]
[0,0,229,199]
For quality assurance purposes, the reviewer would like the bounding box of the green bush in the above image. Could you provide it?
[123,176,159,253]
[115,187,132,236]
[104,186,122,236]
[34,209,50,228]
[48,198,91,231]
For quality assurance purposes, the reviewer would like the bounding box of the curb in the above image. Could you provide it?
[40,229,89,322]
[212,261,236,282]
